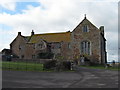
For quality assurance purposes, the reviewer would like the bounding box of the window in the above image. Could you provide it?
[81,41,90,55]
[52,43,61,49]
[32,55,35,59]
[33,44,35,49]
[68,43,70,49]
[82,25,89,32]
[38,44,42,48]
[19,45,21,50]
[56,43,61,48]
[21,55,24,59]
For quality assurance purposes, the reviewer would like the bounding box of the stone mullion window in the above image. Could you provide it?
[81,41,90,55]
[88,42,90,55]
[86,42,87,54]
[87,25,89,32]
[83,42,85,54]
[38,44,42,48]
[82,25,89,32]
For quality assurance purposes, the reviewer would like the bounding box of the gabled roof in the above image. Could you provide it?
[10,35,30,45]
[28,31,71,43]
[73,17,99,31]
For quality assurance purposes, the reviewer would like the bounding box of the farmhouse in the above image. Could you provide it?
[10,16,107,64]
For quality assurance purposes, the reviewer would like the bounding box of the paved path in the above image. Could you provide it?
[2,67,119,88]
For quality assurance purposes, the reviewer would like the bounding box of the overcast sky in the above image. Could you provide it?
[0,0,119,62]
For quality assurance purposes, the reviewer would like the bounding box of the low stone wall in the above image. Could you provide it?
[11,58,53,64]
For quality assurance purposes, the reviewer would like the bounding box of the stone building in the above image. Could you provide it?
[10,16,107,64]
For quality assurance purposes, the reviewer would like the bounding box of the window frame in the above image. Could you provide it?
[32,55,35,59]
[82,25,89,32]
[81,41,91,55]
[38,44,43,48]
[21,55,24,59]
[19,45,21,50]
[68,43,70,49]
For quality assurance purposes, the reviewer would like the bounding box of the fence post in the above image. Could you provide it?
[17,60,19,70]
[26,59,27,71]
[34,59,36,71]
[8,61,10,70]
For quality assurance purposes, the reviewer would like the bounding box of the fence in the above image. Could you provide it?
[11,58,52,64]
[2,58,52,71]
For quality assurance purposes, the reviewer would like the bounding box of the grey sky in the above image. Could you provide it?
[0,0,119,62]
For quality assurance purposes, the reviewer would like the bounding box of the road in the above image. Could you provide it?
[2,67,119,88]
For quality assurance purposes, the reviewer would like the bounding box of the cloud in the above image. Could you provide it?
[0,1,118,62]
[0,1,16,11]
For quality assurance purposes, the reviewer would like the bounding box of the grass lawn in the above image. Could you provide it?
[0,61,74,72]
[1,61,44,72]
[80,65,120,71]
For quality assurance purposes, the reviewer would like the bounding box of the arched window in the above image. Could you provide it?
[81,41,90,55]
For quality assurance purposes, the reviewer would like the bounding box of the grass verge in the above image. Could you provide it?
[0,61,74,72]
[1,61,43,72]
[80,65,120,71]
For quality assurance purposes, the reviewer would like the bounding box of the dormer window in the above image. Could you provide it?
[38,44,42,48]
[82,25,89,32]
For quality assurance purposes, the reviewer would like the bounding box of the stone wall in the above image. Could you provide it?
[71,19,101,64]
[10,18,107,64]
[61,42,72,60]
[10,34,27,58]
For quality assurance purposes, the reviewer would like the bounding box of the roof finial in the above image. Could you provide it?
[84,14,86,19]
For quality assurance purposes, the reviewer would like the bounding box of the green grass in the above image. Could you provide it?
[80,65,120,71]
[3,61,118,72]
[1,61,44,71]
[0,61,74,72]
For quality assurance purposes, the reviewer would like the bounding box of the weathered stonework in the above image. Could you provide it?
[10,17,107,64]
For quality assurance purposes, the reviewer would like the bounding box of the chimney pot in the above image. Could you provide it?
[99,26,104,35]
[31,30,34,36]
[18,32,21,36]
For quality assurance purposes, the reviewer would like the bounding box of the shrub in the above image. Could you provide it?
[43,60,57,70]
[55,61,71,71]
[43,60,71,71]
[89,62,100,66]
[37,52,54,59]
[62,61,71,70]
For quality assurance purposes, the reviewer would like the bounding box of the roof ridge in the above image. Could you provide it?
[28,31,71,43]
[34,31,71,36]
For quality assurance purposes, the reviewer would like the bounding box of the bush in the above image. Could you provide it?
[55,61,71,71]
[89,62,100,66]
[37,52,54,59]
[43,60,57,70]
[43,60,71,71]
[62,61,71,70]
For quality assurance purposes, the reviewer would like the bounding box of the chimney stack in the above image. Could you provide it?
[99,26,104,35]
[18,32,21,36]
[31,30,34,36]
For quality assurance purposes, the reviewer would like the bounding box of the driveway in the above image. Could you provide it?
[2,67,119,88]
